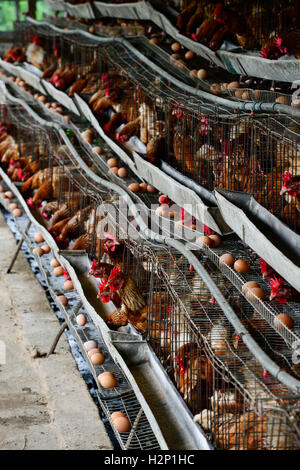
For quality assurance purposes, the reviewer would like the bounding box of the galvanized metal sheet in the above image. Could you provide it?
[215,190,300,292]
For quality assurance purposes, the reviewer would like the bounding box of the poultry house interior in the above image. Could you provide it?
[0,0,300,454]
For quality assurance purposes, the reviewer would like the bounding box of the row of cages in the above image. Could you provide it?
[44,0,300,57]
[7,21,300,235]
[1,100,300,450]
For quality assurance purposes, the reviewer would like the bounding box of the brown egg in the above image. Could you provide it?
[50,258,60,268]
[45,103,51,109]
[174,59,186,70]
[4,191,14,199]
[109,166,119,175]
[98,372,117,388]
[220,253,235,267]
[82,134,93,144]
[107,158,118,168]
[56,295,68,307]
[170,53,181,62]
[275,95,289,105]
[189,69,198,79]
[64,115,71,123]
[84,129,94,136]
[228,81,240,90]
[128,183,140,193]
[197,69,207,80]
[51,102,58,108]
[235,89,244,99]
[111,411,126,422]
[113,417,131,433]
[171,42,181,52]
[38,95,47,103]
[246,287,266,301]
[147,184,157,193]
[13,208,22,217]
[139,182,148,192]
[242,90,251,100]
[185,50,195,60]
[76,314,87,326]
[93,146,103,155]
[89,26,95,34]
[34,232,44,243]
[149,37,160,45]
[210,83,221,95]
[55,107,63,114]
[33,247,44,256]
[84,340,98,351]
[0,185,4,193]
[274,314,294,330]
[34,93,39,99]
[8,202,18,211]
[234,259,250,273]
[118,168,128,178]
[90,352,105,365]
[222,82,229,89]
[64,279,74,290]
[196,236,213,247]
[87,348,101,358]
[53,266,64,276]
[209,234,222,247]
[41,244,51,254]
[242,281,260,294]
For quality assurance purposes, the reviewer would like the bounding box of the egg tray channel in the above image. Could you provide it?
[0,192,163,449]
[69,120,160,208]
[22,236,164,448]
[201,238,300,351]
[97,390,162,450]
[4,73,82,128]
[31,241,133,401]
[0,186,135,402]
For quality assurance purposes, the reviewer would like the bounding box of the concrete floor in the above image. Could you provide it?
[0,212,113,450]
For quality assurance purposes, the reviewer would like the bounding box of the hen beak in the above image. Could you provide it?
[280,187,287,196]
[269,293,275,301]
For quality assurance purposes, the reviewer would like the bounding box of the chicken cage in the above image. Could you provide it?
[177,0,300,53]
[2,82,300,450]
[3,21,300,236]
[96,233,300,450]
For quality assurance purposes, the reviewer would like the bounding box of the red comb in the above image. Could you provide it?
[98,278,107,292]
[282,171,292,184]
[32,35,39,44]
[274,37,283,49]
[270,277,285,292]
[214,3,223,16]
[16,168,23,180]
[108,266,121,282]
[90,259,98,272]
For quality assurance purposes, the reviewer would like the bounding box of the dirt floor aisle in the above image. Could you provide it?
[0,212,113,450]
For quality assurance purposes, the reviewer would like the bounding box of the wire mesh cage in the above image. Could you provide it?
[0,101,166,450]
[177,0,300,53]
[107,235,300,450]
